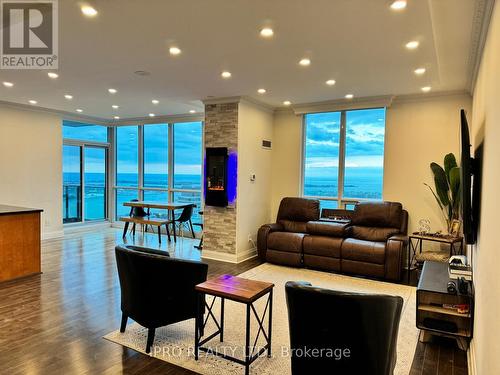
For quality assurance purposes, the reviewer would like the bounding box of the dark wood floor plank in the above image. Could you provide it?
[0,227,466,374]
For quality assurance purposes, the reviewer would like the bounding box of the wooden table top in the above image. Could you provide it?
[123,201,195,210]
[0,205,43,216]
[410,233,464,244]
[195,275,274,303]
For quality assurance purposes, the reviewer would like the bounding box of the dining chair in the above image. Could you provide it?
[171,204,196,240]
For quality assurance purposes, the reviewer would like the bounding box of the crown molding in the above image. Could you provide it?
[467,0,496,93]
[392,90,471,105]
[114,113,204,126]
[0,100,109,125]
[292,95,394,115]
[238,96,275,114]
[202,96,242,105]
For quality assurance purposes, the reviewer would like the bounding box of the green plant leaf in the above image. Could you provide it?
[449,166,461,219]
[444,153,458,183]
[430,162,450,206]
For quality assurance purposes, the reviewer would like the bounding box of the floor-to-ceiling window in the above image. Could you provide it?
[63,121,109,223]
[114,121,203,224]
[303,108,386,210]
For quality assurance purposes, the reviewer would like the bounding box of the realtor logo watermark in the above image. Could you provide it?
[1,0,58,69]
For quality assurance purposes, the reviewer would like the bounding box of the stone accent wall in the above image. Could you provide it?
[203,102,238,255]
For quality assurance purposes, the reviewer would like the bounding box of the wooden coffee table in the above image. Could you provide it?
[194,275,274,375]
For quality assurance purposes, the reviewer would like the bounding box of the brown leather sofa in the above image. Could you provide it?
[257,198,408,281]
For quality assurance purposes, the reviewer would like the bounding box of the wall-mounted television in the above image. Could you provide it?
[460,109,477,244]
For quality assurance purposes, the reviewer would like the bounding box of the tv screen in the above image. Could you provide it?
[460,109,474,244]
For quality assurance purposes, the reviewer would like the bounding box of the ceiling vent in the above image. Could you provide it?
[262,140,272,150]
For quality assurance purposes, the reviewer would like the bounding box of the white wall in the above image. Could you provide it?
[269,94,472,233]
[384,94,472,233]
[0,105,63,238]
[236,101,274,258]
[469,2,500,374]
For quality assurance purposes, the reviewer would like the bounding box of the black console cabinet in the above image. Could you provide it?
[417,261,473,350]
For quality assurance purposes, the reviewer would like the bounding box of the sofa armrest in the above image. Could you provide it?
[385,235,408,281]
[257,223,283,260]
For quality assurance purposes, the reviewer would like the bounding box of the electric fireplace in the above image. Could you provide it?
[205,147,228,207]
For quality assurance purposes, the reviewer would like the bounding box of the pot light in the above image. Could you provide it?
[221,71,232,79]
[390,1,407,10]
[260,27,274,38]
[299,58,311,66]
[113,116,120,120]
[169,47,181,55]
[345,94,354,99]
[3,81,14,87]
[257,88,267,94]
[326,79,336,86]
[405,41,419,50]
[189,110,196,113]
[48,72,58,79]
[28,100,37,105]
[76,109,83,113]
[149,113,155,117]
[112,105,119,109]
[421,86,432,92]
[152,99,159,104]
[283,100,291,106]
[414,67,426,75]
[64,94,73,100]
[81,5,97,17]
[108,88,117,94]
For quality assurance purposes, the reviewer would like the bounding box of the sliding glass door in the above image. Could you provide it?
[84,147,107,221]
[63,145,82,223]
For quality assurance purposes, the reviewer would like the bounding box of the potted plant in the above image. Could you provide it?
[424,153,461,234]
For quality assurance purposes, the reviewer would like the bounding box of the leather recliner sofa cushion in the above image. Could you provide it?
[303,236,342,258]
[351,201,403,228]
[268,232,306,253]
[277,197,320,222]
[341,238,386,264]
[306,221,348,237]
[350,226,400,242]
[281,220,308,233]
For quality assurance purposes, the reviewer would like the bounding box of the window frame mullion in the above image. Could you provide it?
[338,111,347,209]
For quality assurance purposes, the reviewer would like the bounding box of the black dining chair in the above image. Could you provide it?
[193,211,203,249]
[115,244,208,353]
[170,204,196,241]
[285,281,403,375]
[127,199,150,236]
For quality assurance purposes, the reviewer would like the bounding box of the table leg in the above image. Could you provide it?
[407,239,411,284]
[245,303,250,375]
[268,289,273,357]
[122,222,129,238]
[220,298,225,342]
[195,293,200,360]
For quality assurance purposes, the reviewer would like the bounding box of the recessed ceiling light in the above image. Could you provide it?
[169,47,181,55]
[260,27,274,38]
[81,5,97,17]
[28,100,37,105]
[108,88,117,94]
[283,100,291,106]
[3,81,14,87]
[345,94,354,99]
[152,99,159,104]
[390,1,407,10]
[299,58,311,66]
[113,116,120,120]
[76,109,83,113]
[47,72,58,79]
[257,88,267,94]
[189,110,196,114]
[405,41,419,50]
[414,67,426,75]
[64,94,73,100]
[112,105,119,109]
[148,113,156,117]
[221,71,232,78]
[421,86,432,92]
[326,79,336,86]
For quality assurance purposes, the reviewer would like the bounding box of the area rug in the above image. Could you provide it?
[104,263,418,374]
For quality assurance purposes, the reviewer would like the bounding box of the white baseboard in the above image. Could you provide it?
[202,247,257,264]
[42,230,64,240]
[468,339,477,375]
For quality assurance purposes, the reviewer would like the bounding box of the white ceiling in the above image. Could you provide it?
[0,0,478,120]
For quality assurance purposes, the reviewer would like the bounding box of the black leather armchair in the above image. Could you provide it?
[115,245,208,353]
[285,281,403,375]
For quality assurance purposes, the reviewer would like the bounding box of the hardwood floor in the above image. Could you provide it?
[0,228,466,374]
